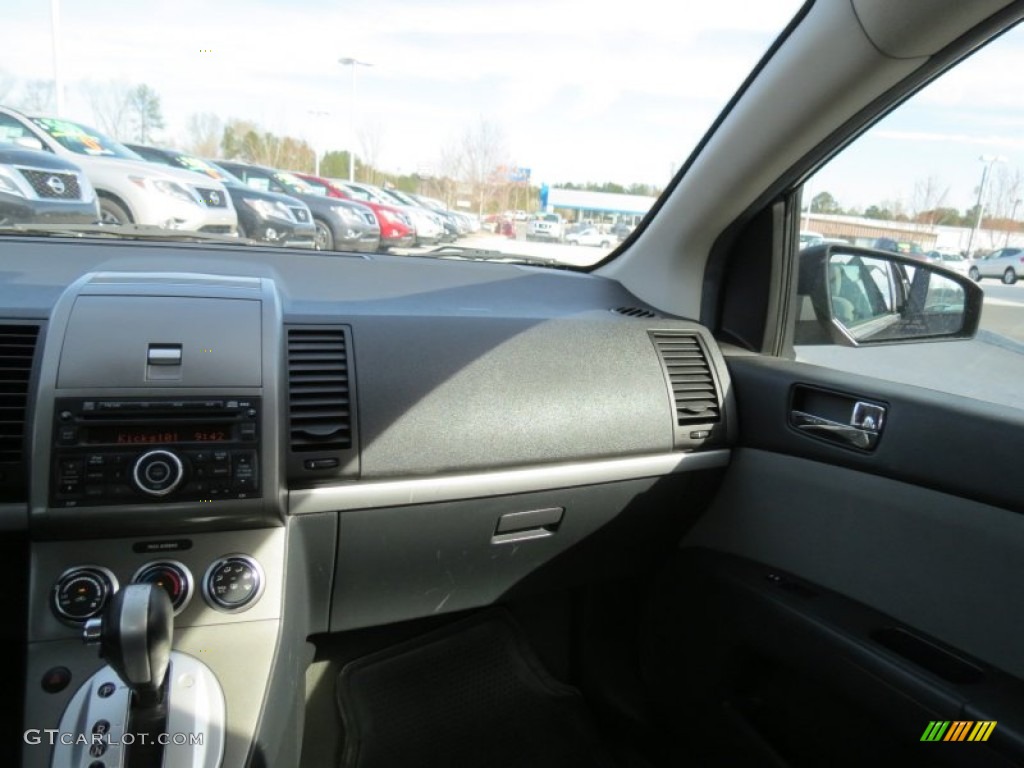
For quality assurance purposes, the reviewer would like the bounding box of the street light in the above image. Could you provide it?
[338,57,373,183]
[307,110,330,177]
[966,154,1007,258]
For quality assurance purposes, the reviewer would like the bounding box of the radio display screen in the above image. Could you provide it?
[83,424,234,445]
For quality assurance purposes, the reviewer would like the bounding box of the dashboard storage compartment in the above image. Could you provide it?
[330,471,721,631]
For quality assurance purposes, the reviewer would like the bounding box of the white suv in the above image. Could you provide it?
[527,213,564,241]
[0,107,236,233]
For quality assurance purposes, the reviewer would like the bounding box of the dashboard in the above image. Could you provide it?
[2,238,733,767]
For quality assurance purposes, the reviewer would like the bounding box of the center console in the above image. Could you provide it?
[22,272,289,768]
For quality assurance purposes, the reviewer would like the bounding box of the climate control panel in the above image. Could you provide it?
[50,554,265,623]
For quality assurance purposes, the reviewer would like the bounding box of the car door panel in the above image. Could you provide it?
[640,353,1024,767]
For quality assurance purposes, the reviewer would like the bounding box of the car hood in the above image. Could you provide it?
[224,183,306,208]
[0,147,85,172]
[60,154,228,190]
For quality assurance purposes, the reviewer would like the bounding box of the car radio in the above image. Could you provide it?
[50,397,261,507]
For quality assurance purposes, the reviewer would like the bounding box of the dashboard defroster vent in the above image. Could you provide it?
[0,322,40,502]
[650,331,721,437]
[612,306,658,318]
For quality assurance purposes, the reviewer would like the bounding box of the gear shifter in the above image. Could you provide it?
[55,582,225,768]
[86,582,174,708]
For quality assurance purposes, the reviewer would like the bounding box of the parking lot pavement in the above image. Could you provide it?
[391,234,617,267]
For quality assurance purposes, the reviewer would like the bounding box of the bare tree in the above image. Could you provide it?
[86,81,133,139]
[184,112,222,157]
[988,164,1023,221]
[911,175,949,226]
[357,120,385,184]
[15,80,55,113]
[454,118,508,215]
[0,70,17,104]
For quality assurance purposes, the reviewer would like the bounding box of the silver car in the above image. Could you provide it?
[967,247,1024,284]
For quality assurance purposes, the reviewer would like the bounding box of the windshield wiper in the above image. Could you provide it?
[421,245,562,267]
[0,223,253,245]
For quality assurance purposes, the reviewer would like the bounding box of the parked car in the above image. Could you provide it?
[565,226,613,247]
[925,249,971,277]
[338,181,443,246]
[0,107,236,233]
[375,186,452,244]
[292,173,416,251]
[0,142,99,226]
[527,213,564,242]
[872,236,926,258]
[215,161,379,252]
[967,246,1024,284]
[410,194,470,237]
[611,221,634,241]
[124,145,316,248]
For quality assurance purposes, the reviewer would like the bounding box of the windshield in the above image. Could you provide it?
[174,153,229,181]
[30,117,141,159]
[0,0,802,259]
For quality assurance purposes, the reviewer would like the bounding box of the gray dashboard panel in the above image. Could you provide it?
[57,296,262,388]
[350,314,679,477]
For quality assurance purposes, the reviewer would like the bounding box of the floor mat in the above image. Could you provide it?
[336,609,618,768]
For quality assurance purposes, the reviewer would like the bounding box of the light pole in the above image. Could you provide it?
[966,154,1007,258]
[50,0,64,115]
[338,57,372,183]
[307,110,330,177]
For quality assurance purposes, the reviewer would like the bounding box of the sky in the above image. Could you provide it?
[2,0,1024,211]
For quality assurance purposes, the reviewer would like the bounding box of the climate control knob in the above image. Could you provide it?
[52,566,118,623]
[132,449,184,497]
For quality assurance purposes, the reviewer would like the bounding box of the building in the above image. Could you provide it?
[547,187,656,224]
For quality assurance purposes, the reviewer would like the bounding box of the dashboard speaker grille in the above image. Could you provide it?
[287,327,352,452]
[651,331,720,426]
[0,322,40,502]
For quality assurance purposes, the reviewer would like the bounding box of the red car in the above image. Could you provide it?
[294,173,416,251]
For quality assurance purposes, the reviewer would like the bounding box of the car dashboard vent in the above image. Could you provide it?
[0,323,40,502]
[612,306,659,318]
[650,331,724,448]
[286,325,359,479]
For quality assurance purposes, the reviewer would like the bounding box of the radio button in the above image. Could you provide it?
[133,450,185,497]
[58,427,78,445]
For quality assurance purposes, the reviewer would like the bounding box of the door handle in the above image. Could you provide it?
[791,409,881,450]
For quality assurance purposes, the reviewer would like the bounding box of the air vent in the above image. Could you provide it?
[0,323,40,502]
[287,327,352,453]
[651,332,721,426]
[612,306,658,318]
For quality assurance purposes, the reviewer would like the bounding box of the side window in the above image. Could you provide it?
[795,22,1024,410]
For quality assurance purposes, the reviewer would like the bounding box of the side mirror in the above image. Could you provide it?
[795,244,983,346]
[14,136,45,152]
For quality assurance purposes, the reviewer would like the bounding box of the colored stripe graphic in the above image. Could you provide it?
[970,722,997,742]
[945,721,970,741]
[921,721,950,741]
[921,720,996,742]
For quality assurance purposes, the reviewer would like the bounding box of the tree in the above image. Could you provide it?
[447,118,508,215]
[127,84,165,143]
[86,81,133,140]
[184,112,222,157]
[864,205,893,220]
[0,70,16,104]
[357,120,385,185]
[15,80,55,113]
[911,175,949,226]
[811,191,841,214]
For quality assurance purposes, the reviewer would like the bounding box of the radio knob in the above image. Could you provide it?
[132,450,185,497]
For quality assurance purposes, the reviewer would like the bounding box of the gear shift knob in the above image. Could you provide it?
[90,583,174,708]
